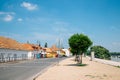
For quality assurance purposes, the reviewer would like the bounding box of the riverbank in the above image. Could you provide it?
[36,57,120,80]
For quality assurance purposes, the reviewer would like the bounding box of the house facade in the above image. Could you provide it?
[0,36,42,62]
[0,48,28,62]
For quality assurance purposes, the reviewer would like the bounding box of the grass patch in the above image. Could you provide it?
[85,75,95,78]
[103,74,107,77]
[116,66,120,68]
[114,66,120,68]
[85,74,106,79]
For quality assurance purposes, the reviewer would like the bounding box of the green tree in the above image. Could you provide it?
[69,33,93,64]
[90,46,110,60]
[44,42,48,48]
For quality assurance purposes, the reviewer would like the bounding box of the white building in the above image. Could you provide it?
[0,48,28,62]
[62,49,70,57]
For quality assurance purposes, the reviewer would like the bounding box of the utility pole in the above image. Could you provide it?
[58,38,61,55]
[37,40,41,47]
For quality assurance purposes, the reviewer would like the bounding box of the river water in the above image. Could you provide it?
[111,55,120,62]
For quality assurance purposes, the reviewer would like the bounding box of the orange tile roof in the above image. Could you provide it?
[51,45,59,51]
[0,41,8,48]
[0,36,41,51]
[44,48,52,53]
[0,36,21,50]
[22,44,34,51]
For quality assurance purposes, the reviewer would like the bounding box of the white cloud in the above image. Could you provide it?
[54,21,69,27]
[0,11,15,15]
[21,2,38,11]
[0,32,23,42]
[0,11,15,22]
[17,18,23,22]
[31,32,59,47]
[3,15,13,22]
[110,26,117,31]
[52,21,69,33]
[52,26,68,32]
[112,42,120,47]
[106,42,120,52]
[54,21,69,25]
[33,32,58,41]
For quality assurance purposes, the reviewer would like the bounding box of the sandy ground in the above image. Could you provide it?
[36,57,120,80]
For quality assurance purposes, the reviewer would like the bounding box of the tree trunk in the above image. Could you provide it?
[75,55,81,64]
[75,55,77,62]
[78,55,80,63]
[75,55,79,63]
[75,54,83,64]
[80,54,82,64]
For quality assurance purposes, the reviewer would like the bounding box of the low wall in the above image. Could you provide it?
[87,56,120,66]
[94,58,120,66]
[86,56,120,66]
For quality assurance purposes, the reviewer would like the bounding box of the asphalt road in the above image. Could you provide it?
[0,57,66,80]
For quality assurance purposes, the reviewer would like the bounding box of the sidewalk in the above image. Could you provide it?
[36,57,120,80]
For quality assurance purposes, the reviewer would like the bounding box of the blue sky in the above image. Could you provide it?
[0,0,120,52]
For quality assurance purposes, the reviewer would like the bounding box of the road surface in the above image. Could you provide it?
[0,58,66,80]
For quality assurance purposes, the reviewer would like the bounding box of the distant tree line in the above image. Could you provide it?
[109,52,120,55]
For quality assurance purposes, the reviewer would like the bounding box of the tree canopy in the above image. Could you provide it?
[90,45,110,60]
[68,33,93,64]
